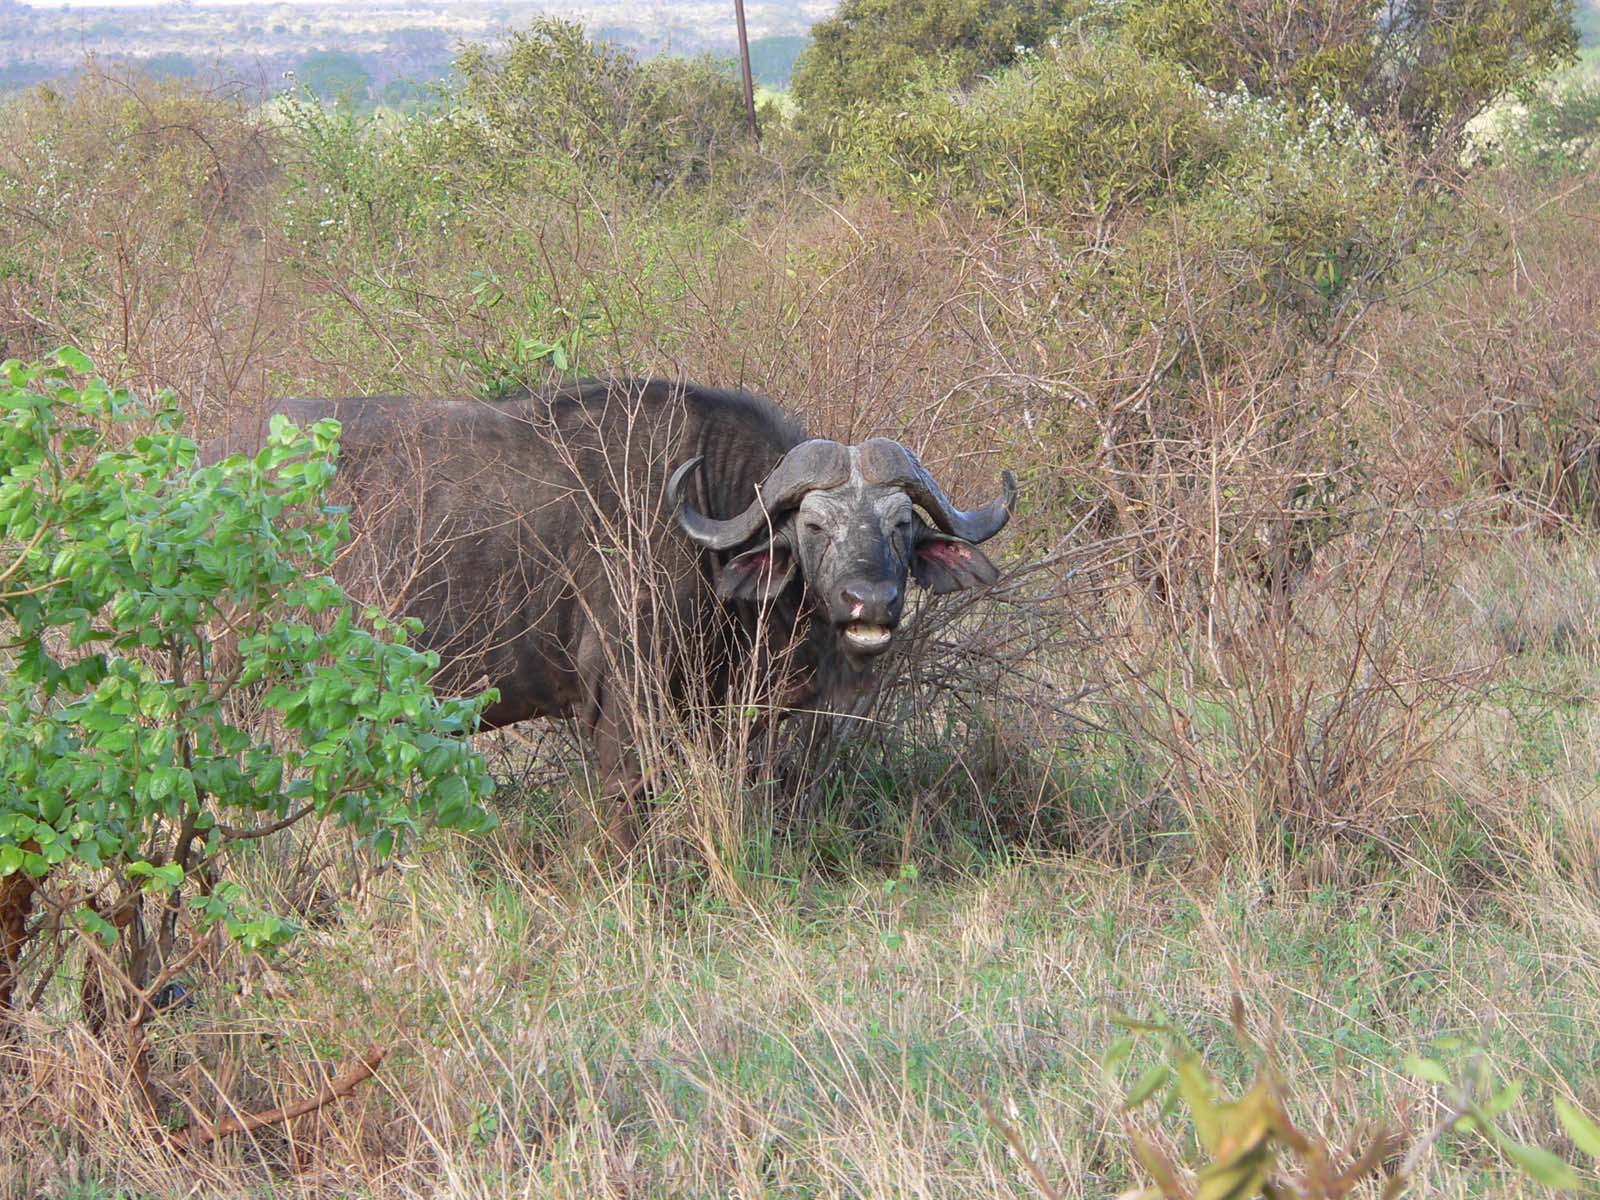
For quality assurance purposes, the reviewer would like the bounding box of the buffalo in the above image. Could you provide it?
[217,379,1015,846]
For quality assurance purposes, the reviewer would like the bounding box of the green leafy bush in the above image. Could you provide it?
[831,32,1424,323]
[449,19,751,193]
[1169,86,1434,338]
[832,39,1229,212]
[274,97,478,245]
[790,0,1074,140]
[0,350,493,1029]
[1493,79,1600,176]
[274,22,755,254]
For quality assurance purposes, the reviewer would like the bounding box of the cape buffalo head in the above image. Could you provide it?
[668,438,1016,660]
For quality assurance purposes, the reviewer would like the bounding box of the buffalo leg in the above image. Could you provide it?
[576,628,646,855]
[591,710,645,855]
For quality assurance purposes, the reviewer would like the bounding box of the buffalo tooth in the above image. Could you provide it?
[843,623,892,649]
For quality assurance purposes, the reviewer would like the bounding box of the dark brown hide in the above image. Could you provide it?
[211,379,1014,847]
[212,381,815,841]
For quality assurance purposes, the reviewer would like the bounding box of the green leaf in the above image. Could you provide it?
[75,907,118,946]
[1482,1080,1522,1118]
[143,863,184,892]
[1500,1139,1580,1190]
[1123,1064,1173,1110]
[1101,1035,1136,1076]
[1555,1097,1600,1160]
[53,346,95,375]
[1194,1146,1273,1200]
[1176,1054,1223,1154]
[1109,1010,1174,1035]
[1404,1054,1454,1086]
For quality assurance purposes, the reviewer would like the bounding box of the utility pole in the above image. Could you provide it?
[733,0,760,142]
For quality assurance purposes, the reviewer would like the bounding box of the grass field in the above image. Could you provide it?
[30,833,1600,1197]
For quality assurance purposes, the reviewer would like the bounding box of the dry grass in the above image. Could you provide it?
[6,822,1598,1198]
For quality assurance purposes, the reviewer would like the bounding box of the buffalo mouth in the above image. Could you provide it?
[841,621,894,654]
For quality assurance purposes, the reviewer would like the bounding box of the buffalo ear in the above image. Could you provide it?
[716,542,798,602]
[912,528,1000,594]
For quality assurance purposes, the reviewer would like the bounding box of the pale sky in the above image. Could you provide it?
[15,1,566,7]
[20,1,406,6]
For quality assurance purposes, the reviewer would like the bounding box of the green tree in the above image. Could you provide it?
[452,18,641,177]
[832,39,1230,212]
[1124,0,1577,150]
[450,20,748,191]
[296,50,374,105]
[0,351,493,1095]
[790,0,1072,139]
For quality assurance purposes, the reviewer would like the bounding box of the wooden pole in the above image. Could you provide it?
[733,0,760,142]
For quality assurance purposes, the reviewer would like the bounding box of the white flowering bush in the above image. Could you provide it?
[1185,83,1423,336]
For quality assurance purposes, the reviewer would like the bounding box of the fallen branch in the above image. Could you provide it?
[170,1044,387,1151]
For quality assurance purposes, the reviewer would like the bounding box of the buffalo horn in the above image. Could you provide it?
[670,439,851,550]
[857,438,1016,543]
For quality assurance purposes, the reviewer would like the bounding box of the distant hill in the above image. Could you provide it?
[748,35,810,87]
[0,1,832,100]
[1582,0,1600,44]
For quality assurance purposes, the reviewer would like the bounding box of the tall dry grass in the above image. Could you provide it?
[7,823,1598,1198]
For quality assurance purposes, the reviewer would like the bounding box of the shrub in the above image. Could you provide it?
[0,72,270,371]
[1123,0,1577,152]
[0,351,493,1103]
[273,23,758,263]
[449,19,752,193]
[1382,170,1600,528]
[1493,78,1600,176]
[832,39,1229,213]
[829,33,1434,323]
[1168,86,1438,340]
[633,53,760,189]
[274,96,478,245]
[790,0,1074,140]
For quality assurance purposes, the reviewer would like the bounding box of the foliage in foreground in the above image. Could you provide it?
[1094,1008,1600,1198]
[0,352,492,1082]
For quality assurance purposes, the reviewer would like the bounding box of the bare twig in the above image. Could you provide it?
[169,1045,388,1151]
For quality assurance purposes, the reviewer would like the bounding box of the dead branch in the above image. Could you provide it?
[169,1044,387,1151]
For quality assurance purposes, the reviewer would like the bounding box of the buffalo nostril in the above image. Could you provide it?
[842,582,901,615]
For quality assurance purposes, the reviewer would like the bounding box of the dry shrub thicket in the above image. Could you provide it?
[0,68,1573,877]
[2,39,1600,1197]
